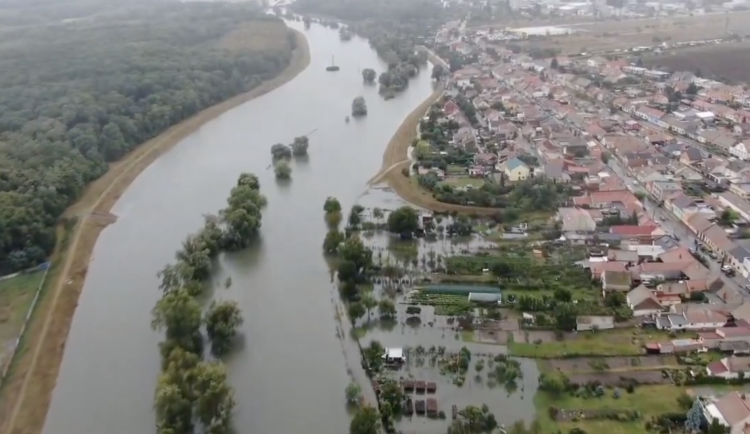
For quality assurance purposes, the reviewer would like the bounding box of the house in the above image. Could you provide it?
[504,157,530,181]
[610,225,665,243]
[719,192,750,221]
[557,207,596,233]
[707,357,750,379]
[648,181,683,202]
[700,225,735,258]
[627,285,663,316]
[576,315,614,331]
[601,270,632,292]
[699,391,750,432]
[726,245,750,278]
[679,147,703,165]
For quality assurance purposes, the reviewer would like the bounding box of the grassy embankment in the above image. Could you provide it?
[0,28,311,434]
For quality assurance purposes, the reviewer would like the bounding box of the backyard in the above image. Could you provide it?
[535,385,685,434]
[509,329,674,358]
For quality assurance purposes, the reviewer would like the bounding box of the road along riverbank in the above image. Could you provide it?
[0,29,310,434]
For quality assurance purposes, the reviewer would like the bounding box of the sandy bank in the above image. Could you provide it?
[0,28,310,434]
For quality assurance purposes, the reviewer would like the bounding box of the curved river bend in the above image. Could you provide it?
[42,21,435,434]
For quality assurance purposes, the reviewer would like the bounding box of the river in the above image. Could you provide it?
[42,20,436,434]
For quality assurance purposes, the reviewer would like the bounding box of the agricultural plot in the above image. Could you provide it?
[509,329,673,358]
[646,43,750,83]
[505,11,750,55]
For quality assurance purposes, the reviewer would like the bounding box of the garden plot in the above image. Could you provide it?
[544,355,679,373]
[568,371,668,387]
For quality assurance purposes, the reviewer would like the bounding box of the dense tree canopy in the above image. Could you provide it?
[0,1,296,272]
[387,206,419,234]
[205,300,244,357]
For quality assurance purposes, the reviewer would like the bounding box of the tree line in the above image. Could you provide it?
[292,0,452,97]
[0,2,297,272]
[151,173,264,433]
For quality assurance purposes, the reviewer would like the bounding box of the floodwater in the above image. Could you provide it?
[42,20,436,434]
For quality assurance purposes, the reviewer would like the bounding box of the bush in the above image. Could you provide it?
[626,383,635,394]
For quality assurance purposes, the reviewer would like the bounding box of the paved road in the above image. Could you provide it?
[608,158,749,302]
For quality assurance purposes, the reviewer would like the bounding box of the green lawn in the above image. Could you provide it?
[447,164,467,175]
[535,385,684,434]
[509,329,673,358]
[439,177,485,189]
[0,271,46,362]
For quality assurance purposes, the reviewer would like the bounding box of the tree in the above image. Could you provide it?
[686,82,700,95]
[538,372,568,395]
[204,300,244,357]
[431,64,446,80]
[236,173,260,190]
[274,160,292,179]
[348,302,366,323]
[605,291,626,308]
[339,236,373,273]
[362,68,377,84]
[323,230,345,253]
[378,299,396,318]
[387,206,419,233]
[345,382,362,405]
[721,208,739,225]
[151,288,203,353]
[553,287,572,302]
[324,197,342,214]
[291,136,309,157]
[271,143,292,159]
[192,361,236,434]
[352,96,367,116]
[325,211,343,229]
[361,292,377,318]
[154,373,195,434]
[550,57,559,69]
[350,405,380,434]
[601,151,610,164]
[348,204,365,227]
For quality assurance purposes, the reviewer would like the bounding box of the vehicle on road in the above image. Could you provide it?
[744,284,750,291]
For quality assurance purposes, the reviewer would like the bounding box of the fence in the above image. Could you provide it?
[0,261,52,390]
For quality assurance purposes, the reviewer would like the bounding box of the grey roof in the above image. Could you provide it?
[628,285,661,309]
[683,147,703,162]
[671,194,696,209]
[719,341,750,352]
[729,245,750,262]
[668,314,688,327]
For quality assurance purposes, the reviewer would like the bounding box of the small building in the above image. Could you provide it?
[707,356,750,379]
[503,157,530,182]
[468,292,502,304]
[627,285,662,317]
[383,348,404,364]
[576,315,614,331]
[601,270,632,292]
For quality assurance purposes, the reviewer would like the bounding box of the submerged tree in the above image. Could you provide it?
[324,197,342,214]
[291,136,309,157]
[204,300,244,357]
[151,288,203,354]
[352,96,367,117]
[236,173,260,190]
[270,143,292,160]
[192,361,236,434]
[323,229,345,254]
[350,404,380,434]
[362,68,377,84]
[387,206,419,234]
[274,160,292,179]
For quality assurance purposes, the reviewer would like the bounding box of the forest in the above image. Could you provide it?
[0,1,297,272]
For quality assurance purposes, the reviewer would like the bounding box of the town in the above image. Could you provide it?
[344,9,750,434]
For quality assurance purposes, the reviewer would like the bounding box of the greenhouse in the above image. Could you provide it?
[419,284,500,296]
[468,292,502,303]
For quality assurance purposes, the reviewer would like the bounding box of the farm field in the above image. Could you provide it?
[439,177,485,189]
[503,11,750,55]
[646,42,750,83]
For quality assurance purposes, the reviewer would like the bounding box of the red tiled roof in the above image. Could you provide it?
[610,225,658,236]
[708,360,729,375]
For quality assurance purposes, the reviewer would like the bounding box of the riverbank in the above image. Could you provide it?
[370,83,503,215]
[0,28,310,434]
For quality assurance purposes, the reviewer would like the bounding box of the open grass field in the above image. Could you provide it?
[439,177,485,189]
[509,329,673,358]
[0,272,46,372]
[505,11,750,55]
[535,385,684,434]
[646,42,750,83]
[0,27,311,434]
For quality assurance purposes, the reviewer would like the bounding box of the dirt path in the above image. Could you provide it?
[0,29,310,434]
